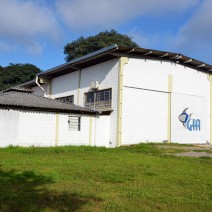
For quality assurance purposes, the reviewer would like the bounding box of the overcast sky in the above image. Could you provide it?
[0,0,211,71]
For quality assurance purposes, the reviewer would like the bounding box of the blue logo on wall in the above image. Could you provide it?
[178,108,201,131]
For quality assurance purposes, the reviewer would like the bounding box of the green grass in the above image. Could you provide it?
[192,149,212,154]
[0,144,211,211]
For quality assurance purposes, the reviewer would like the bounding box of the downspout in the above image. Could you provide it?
[36,75,46,95]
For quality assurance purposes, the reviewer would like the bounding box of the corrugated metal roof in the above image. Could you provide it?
[37,44,212,78]
[20,44,212,86]
[0,88,99,115]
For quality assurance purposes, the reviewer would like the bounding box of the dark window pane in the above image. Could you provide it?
[85,89,112,109]
[56,95,74,104]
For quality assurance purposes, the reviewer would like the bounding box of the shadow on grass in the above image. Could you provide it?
[0,168,101,211]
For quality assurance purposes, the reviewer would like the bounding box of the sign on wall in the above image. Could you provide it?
[178,108,201,131]
[171,93,206,144]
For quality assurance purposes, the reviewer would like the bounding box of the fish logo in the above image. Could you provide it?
[178,108,192,128]
[178,108,200,131]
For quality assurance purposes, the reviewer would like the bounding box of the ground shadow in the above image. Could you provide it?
[0,168,101,211]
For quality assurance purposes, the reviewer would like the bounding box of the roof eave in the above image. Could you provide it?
[0,105,98,115]
[19,44,212,85]
[38,44,119,78]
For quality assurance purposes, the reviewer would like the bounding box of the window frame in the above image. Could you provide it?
[68,116,81,131]
[56,95,74,105]
[84,88,112,109]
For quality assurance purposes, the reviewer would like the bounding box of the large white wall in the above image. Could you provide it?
[49,59,119,147]
[122,58,210,144]
[58,114,90,146]
[93,115,110,147]
[0,109,55,147]
[31,84,47,97]
[27,56,210,146]
[122,88,168,144]
[18,111,56,146]
[51,71,79,104]
[23,59,119,147]
[80,59,119,147]
[0,109,19,147]
[0,109,110,148]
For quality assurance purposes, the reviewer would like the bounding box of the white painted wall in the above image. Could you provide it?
[122,58,210,144]
[18,111,56,146]
[58,114,90,146]
[122,87,168,144]
[51,71,79,104]
[50,59,119,147]
[80,59,119,147]
[0,109,110,148]
[93,115,110,147]
[31,84,47,97]
[27,57,210,146]
[56,114,110,147]
[171,93,207,144]
[0,109,55,147]
[0,109,19,147]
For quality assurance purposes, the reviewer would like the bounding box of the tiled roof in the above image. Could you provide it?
[0,88,99,115]
[0,87,33,94]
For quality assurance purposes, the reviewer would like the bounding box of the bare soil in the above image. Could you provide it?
[157,144,212,158]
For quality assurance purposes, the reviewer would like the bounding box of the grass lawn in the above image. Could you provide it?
[0,144,211,211]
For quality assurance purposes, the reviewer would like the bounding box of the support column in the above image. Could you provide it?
[207,75,212,145]
[167,74,173,143]
[77,69,81,105]
[89,117,93,146]
[55,113,59,146]
[117,57,128,147]
[48,79,52,98]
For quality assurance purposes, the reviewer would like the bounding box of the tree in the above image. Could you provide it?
[64,30,139,61]
[0,63,42,91]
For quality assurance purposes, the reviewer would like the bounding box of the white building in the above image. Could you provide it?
[0,87,104,147]
[18,44,212,147]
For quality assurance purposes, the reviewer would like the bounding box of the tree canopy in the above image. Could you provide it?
[64,30,139,61]
[0,63,41,91]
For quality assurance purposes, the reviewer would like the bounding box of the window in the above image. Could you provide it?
[56,95,74,105]
[85,89,112,109]
[68,116,81,131]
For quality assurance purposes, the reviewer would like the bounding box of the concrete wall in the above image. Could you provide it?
[21,59,119,147]
[0,109,55,147]
[0,109,19,147]
[58,114,90,146]
[31,84,47,97]
[122,88,168,144]
[49,59,119,147]
[51,71,79,104]
[122,58,210,144]
[18,110,56,146]
[79,59,119,147]
[0,109,110,148]
[27,57,210,146]
[93,115,110,147]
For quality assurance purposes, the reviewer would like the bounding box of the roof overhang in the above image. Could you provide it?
[37,44,119,78]
[23,44,211,83]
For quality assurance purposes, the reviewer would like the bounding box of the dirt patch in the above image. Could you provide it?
[157,144,212,158]
[174,151,212,158]
[158,145,211,151]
